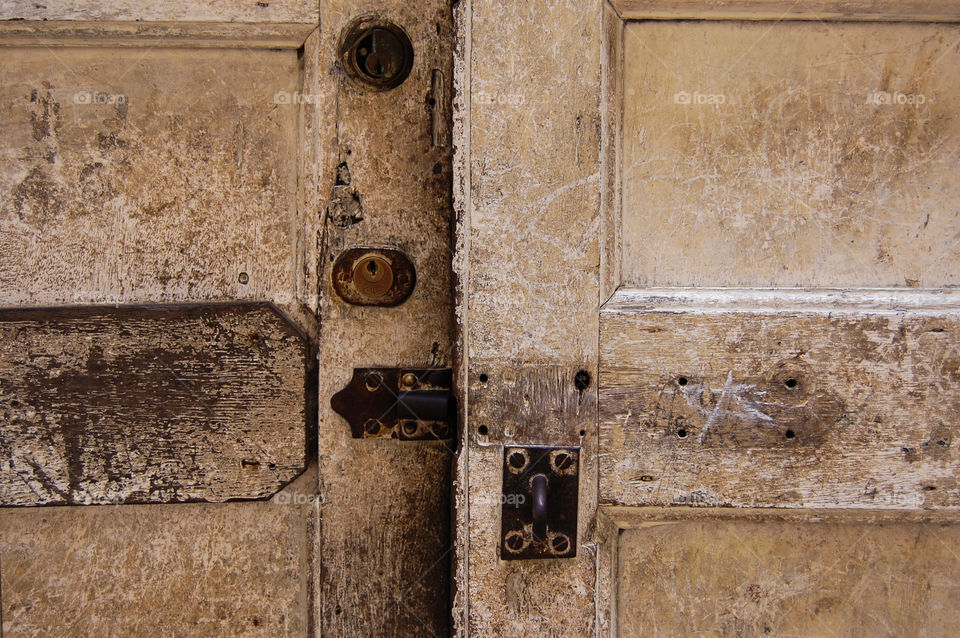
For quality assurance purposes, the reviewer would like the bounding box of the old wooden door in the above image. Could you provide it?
[454,0,960,635]
[0,1,453,636]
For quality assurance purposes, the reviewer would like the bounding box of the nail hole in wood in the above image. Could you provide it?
[574,370,591,390]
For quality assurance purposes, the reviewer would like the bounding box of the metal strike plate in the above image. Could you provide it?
[331,247,416,307]
[500,446,579,560]
[331,368,455,440]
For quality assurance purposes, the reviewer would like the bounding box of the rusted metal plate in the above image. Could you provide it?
[0,303,308,506]
[500,446,579,560]
[331,367,454,440]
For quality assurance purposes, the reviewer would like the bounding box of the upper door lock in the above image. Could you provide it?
[340,18,414,90]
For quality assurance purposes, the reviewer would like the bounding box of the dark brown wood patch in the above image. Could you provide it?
[0,303,308,506]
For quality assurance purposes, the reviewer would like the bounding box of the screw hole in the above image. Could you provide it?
[574,370,591,390]
[677,376,688,386]
[238,271,249,285]
[677,428,687,438]
[477,424,488,436]
[784,378,798,389]
[508,451,526,469]
[335,605,342,615]
[785,429,795,439]
[478,373,489,383]
[579,429,586,437]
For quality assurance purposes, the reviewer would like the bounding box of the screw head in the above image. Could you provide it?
[364,419,381,435]
[401,372,418,388]
[554,452,572,471]
[551,534,571,554]
[504,530,525,553]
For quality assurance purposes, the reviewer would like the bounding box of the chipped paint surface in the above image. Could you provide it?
[608,507,960,637]
[0,304,307,506]
[621,21,960,288]
[600,290,960,509]
[0,46,307,312]
[454,0,603,635]
[0,465,319,638]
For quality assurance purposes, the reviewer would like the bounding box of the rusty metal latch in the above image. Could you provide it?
[500,446,579,560]
[331,368,455,440]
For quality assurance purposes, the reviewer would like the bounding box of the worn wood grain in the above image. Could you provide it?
[612,0,960,21]
[620,20,960,288]
[600,289,960,509]
[604,507,960,637]
[454,0,603,634]
[0,46,308,319]
[312,1,456,636]
[0,303,307,505]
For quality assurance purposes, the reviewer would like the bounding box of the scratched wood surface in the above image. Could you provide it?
[604,507,960,638]
[0,303,308,506]
[600,289,960,509]
[0,467,319,638]
[620,21,960,288]
[311,1,456,636]
[0,46,312,320]
[453,0,604,634]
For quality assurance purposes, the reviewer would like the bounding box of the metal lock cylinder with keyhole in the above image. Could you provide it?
[331,247,416,307]
[340,18,414,90]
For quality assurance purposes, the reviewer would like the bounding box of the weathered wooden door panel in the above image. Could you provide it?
[0,4,322,633]
[593,4,960,635]
[455,1,960,636]
[0,468,317,638]
[600,290,960,509]
[0,304,307,506]
[0,46,305,309]
[605,508,960,638]
[1,0,455,635]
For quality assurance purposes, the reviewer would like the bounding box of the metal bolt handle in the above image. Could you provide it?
[531,474,548,542]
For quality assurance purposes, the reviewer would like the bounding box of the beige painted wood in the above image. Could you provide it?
[620,20,960,288]
[0,21,317,48]
[602,507,960,637]
[600,288,960,509]
[0,46,309,317]
[2,0,318,24]
[461,2,960,637]
[0,466,319,638]
[612,0,960,21]
[453,0,603,634]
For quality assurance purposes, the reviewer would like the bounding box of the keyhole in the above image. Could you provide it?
[366,260,379,278]
[341,21,414,90]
